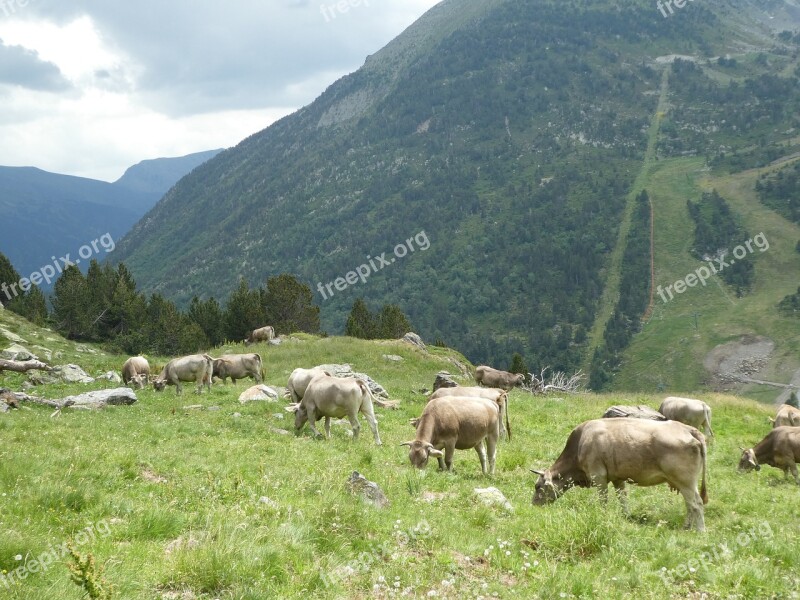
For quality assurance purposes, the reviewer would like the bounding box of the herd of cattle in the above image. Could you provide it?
[120,350,800,533]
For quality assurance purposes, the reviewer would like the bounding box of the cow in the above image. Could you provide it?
[288,375,381,445]
[531,418,708,531]
[770,404,800,428]
[658,396,714,437]
[122,356,150,389]
[474,365,524,391]
[738,426,800,484]
[153,354,213,395]
[245,326,275,346]
[401,395,501,475]
[212,353,264,384]
[426,386,511,440]
[286,367,331,403]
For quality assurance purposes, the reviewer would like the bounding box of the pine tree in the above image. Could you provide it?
[509,352,529,376]
[376,304,412,339]
[224,279,266,341]
[262,274,320,335]
[189,296,225,347]
[51,265,92,339]
[345,298,376,339]
[0,252,22,306]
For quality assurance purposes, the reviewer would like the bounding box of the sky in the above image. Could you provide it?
[0,0,441,181]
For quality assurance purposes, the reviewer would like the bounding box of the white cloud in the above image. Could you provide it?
[0,0,441,180]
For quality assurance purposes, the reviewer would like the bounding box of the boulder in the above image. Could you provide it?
[402,332,426,351]
[239,385,281,404]
[97,371,123,384]
[268,338,282,346]
[602,405,666,421]
[346,471,389,509]
[474,487,514,512]
[29,364,94,385]
[315,364,389,398]
[0,328,27,344]
[433,371,458,392]
[1,344,37,362]
[383,354,404,362]
[59,387,138,409]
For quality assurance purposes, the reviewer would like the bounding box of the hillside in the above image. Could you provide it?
[113,0,800,386]
[0,150,222,283]
[1,308,800,598]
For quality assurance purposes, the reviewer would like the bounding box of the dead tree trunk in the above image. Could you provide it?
[0,359,51,374]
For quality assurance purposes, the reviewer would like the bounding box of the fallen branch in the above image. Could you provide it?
[0,359,52,374]
[521,367,585,394]
[717,374,799,390]
[373,399,400,410]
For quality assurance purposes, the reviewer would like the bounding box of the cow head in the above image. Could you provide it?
[284,402,308,431]
[153,379,167,392]
[531,469,566,505]
[514,373,525,387]
[131,374,148,390]
[737,448,760,472]
[400,441,444,469]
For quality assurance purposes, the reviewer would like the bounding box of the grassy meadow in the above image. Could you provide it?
[1,309,799,599]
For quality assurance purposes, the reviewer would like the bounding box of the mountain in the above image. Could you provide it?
[0,150,223,283]
[114,0,800,391]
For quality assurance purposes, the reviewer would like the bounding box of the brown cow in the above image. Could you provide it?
[659,396,714,437]
[153,354,213,395]
[122,356,150,389]
[212,353,263,384]
[245,326,275,346]
[738,426,800,484]
[401,395,500,475]
[287,375,381,445]
[426,386,511,440]
[474,365,524,391]
[532,418,708,531]
[770,404,800,428]
[286,367,332,403]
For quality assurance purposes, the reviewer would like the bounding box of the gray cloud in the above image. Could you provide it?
[0,39,71,91]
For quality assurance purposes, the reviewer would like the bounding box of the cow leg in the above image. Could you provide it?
[474,442,487,475]
[306,407,323,438]
[680,488,705,532]
[444,444,455,471]
[612,481,629,515]
[360,410,381,446]
[789,462,800,485]
[436,454,446,471]
[175,382,183,396]
[486,434,497,476]
[324,417,331,440]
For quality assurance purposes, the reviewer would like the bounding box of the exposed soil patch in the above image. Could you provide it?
[704,335,774,391]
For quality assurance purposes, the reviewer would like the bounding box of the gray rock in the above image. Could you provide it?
[233,412,242,419]
[346,471,389,509]
[59,387,138,409]
[97,371,123,384]
[32,346,53,362]
[238,385,280,404]
[315,364,389,398]
[602,405,666,421]
[207,406,221,412]
[270,427,291,436]
[258,496,279,509]
[383,354,404,362]
[29,364,94,385]
[1,344,37,362]
[268,338,282,346]
[402,332,426,351]
[433,371,458,392]
[0,402,9,413]
[474,487,514,512]
[272,413,285,420]
[0,328,27,344]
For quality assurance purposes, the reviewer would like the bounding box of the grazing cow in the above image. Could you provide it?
[153,354,213,395]
[245,326,275,346]
[212,353,264,384]
[474,365,524,391]
[401,395,500,475]
[286,367,331,403]
[738,426,800,484]
[288,375,381,445]
[427,386,511,440]
[770,404,800,428]
[531,418,708,531]
[122,356,150,389]
[659,396,714,437]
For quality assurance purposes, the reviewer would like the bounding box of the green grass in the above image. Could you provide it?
[2,316,800,598]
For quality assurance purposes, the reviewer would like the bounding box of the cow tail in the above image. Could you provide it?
[691,429,708,505]
[203,354,213,386]
[256,353,265,381]
[705,405,714,437]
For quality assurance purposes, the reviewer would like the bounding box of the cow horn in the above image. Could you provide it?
[530,469,545,476]
[285,404,300,413]
[399,441,414,447]
[739,446,746,452]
